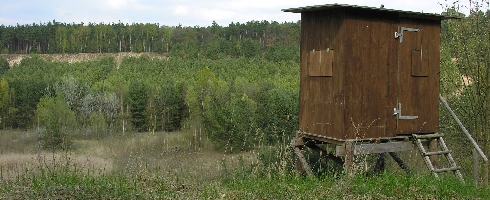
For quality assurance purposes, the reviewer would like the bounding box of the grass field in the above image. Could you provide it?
[0,130,488,199]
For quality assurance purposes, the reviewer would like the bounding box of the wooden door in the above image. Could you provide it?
[396,20,440,134]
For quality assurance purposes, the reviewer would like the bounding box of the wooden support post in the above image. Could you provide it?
[344,141,354,177]
[294,146,313,177]
[484,161,488,187]
[295,147,305,174]
[371,153,386,175]
[473,148,480,186]
[389,152,411,173]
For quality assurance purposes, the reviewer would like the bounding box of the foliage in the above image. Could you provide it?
[0,20,300,62]
[36,94,76,150]
[0,56,8,76]
[0,78,11,129]
[1,160,487,199]
[0,130,487,199]
[439,1,490,181]
[53,76,89,114]
[0,54,299,151]
[128,80,147,132]
[206,94,258,152]
[8,78,49,129]
[88,112,107,139]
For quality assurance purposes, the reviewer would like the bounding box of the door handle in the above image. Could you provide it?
[395,27,420,43]
[393,103,418,120]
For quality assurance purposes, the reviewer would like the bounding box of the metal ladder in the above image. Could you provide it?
[412,133,464,182]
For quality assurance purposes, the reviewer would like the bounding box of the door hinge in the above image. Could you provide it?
[393,103,418,120]
[395,27,420,43]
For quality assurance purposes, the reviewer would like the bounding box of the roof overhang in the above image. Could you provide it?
[282,4,460,20]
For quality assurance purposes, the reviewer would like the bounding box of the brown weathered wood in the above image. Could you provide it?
[429,138,438,169]
[412,133,444,139]
[344,141,354,177]
[423,150,451,156]
[299,131,409,145]
[473,148,479,186]
[389,152,411,173]
[437,136,464,182]
[306,143,343,166]
[434,166,461,173]
[336,141,414,156]
[293,133,306,146]
[308,50,333,76]
[484,161,488,187]
[286,4,455,177]
[294,147,313,176]
[397,19,440,135]
[295,6,444,140]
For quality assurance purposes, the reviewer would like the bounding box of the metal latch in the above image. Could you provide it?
[395,27,420,43]
[393,103,418,120]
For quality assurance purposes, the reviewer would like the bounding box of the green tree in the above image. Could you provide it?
[240,39,261,58]
[55,25,69,53]
[439,2,490,184]
[128,80,147,132]
[36,94,76,150]
[9,79,49,129]
[206,94,257,152]
[0,78,10,129]
[0,57,8,76]
[88,112,107,139]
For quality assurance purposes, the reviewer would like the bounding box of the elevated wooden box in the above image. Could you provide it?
[283,4,456,140]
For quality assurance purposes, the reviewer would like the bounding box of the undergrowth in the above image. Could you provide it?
[2,168,488,199]
[0,130,489,199]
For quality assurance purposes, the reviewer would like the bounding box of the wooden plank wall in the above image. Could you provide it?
[299,9,441,140]
[299,10,345,139]
[342,11,398,139]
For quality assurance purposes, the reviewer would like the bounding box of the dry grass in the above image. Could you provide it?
[0,130,486,199]
[0,130,258,183]
[0,152,112,180]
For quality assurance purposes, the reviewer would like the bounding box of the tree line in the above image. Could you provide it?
[0,20,300,62]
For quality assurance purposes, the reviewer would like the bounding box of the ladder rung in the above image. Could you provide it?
[413,133,444,139]
[434,166,461,173]
[424,150,452,156]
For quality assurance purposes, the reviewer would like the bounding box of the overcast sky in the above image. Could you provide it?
[0,0,466,27]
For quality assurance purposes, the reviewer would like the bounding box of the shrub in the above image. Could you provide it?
[206,94,258,152]
[36,94,76,150]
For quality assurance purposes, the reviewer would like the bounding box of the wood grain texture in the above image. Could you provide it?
[298,8,441,140]
[397,19,440,134]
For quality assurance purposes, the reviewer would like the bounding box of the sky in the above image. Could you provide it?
[0,0,469,27]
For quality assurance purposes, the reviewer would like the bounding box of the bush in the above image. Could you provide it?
[36,94,76,150]
[206,94,258,152]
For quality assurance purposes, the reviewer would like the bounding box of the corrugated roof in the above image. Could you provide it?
[282,4,459,20]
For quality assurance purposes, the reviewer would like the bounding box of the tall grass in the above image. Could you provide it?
[0,130,488,199]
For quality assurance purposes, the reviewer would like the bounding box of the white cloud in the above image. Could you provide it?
[199,8,235,21]
[174,6,189,15]
[105,0,130,9]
